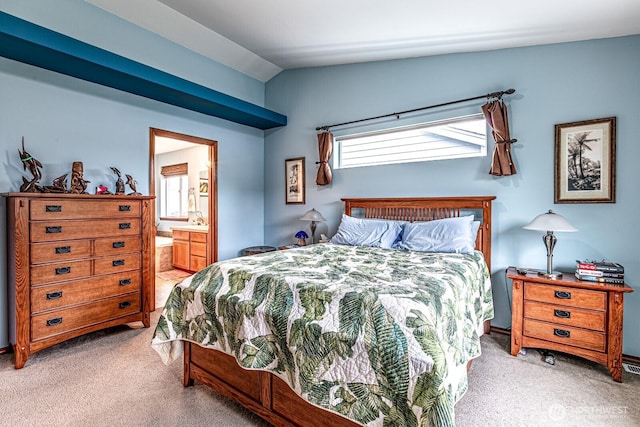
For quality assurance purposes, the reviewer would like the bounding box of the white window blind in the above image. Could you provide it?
[334,115,487,169]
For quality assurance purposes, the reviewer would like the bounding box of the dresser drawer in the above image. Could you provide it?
[172,230,189,241]
[94,253,141,274]
[31,240,92,264]
[30,218,141,242]
[31,272,142,313]
[524,282,606,311]
[190,232,207,243]
[30,200,141,220]
[94,236,141,256]
[31,259,92,285]
[190,241,207,258]
[523,300,606,332]
[190,255,207,272]
[31,292,141,341]
[523,319,605,352]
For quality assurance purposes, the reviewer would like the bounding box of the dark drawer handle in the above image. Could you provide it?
[119,205,132,212]
[554,328,571,338]
[46,317,63,326]
[55,266,71,275]
[112,259,125,267]
[554,291,571,300]
[119,223,131,230]
[119,301,132,309]
[554,309,571,319]
[119,278,132,286]
[45,205,62,212]
[46,291,63,300]
[55,246,71,254]
[46,226,62,234]
[112,241,126,248]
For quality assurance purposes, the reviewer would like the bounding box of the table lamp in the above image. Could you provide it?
[300,208,326,244]
[523,210,577,279]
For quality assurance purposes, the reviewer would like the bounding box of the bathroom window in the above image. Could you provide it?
[160,163,189,220]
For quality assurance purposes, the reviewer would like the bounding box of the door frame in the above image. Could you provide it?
[149,127,218,273]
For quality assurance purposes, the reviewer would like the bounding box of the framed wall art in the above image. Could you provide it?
[285,157,305,204]
[554,117,616,203]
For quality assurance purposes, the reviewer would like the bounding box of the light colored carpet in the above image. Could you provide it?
[1,311,639,426]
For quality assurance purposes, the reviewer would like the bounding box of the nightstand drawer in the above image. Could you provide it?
[523,300,606,332]
[524,319,605,352]
[524,282,606,311]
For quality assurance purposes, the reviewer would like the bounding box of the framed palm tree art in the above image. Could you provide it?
[554,117,616,203]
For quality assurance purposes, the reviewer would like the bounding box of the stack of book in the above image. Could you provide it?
[575,260,625,284]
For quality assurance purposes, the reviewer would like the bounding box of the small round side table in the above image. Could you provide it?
[241,245,277,256]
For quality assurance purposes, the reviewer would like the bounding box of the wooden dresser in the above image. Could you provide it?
[3,193,155,369]
[507,268,633,382]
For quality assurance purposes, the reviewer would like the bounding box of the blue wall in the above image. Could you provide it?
[265,36,640,355]
[0,0,268,349]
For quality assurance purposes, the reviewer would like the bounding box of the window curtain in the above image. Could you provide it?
[316,131,333,185]
[482,100,517,176]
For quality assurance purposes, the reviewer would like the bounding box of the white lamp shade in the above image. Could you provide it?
[300,208,326,222]
[523,210,577,232]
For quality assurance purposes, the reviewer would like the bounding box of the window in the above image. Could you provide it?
[160,163,189,219]
[334,115,487,169]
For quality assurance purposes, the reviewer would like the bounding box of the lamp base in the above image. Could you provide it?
[538,271,563,280]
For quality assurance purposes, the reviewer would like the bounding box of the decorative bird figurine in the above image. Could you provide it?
[18,138,43,193]
[125,174,141,195]
[111,167,125,194]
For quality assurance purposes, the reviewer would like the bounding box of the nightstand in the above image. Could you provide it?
[507,267,634,382]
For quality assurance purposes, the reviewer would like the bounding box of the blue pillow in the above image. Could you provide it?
[330,215,402,249]
[397,215,476,254]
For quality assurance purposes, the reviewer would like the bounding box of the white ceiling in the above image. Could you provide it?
[85,0,640,82]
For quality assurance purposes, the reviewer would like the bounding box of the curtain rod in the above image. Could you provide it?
[316,88,516,132]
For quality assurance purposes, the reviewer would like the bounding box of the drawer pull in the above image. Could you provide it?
[46,317,63,327]
[119,205,132,212]
[119,278,132,286]
[119,223,131,230]
[112,259,125,267]
[553,328,571,338]
[45,205,62,212]
[119,301,132,309]
[554,290,572,300]
[55,266,71,275]
[55,246,71,254]
[46,226,62,234]
[112,241,126,249]
[46,291,63,300]
[554,309,571,319]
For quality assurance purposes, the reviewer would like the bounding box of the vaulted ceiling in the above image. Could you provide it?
[85,0,640,82]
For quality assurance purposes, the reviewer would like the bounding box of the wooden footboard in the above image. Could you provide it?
[184,341,360,427]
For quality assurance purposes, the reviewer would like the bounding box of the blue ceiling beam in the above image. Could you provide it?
[0,11,287,130]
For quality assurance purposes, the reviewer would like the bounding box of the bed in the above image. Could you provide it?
[152,196,495,427]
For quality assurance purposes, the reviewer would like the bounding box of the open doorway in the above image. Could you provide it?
[149,128,217,309]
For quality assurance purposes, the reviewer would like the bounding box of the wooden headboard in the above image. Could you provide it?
[342,196,496,270]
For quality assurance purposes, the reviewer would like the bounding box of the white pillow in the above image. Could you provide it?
[330,215,402,249]
[397,215,476,254]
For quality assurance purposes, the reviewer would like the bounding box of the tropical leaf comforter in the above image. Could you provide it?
[151,243,493,426]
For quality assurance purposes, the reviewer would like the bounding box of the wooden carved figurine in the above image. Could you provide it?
[18,138,43,193]
[111,167,125,194]
[43,174,68,193]
[70,161,90,194]
[125,174,141,195]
